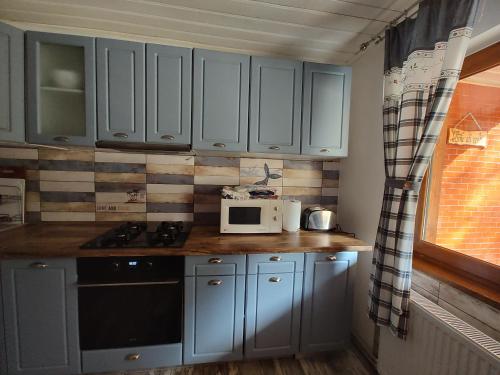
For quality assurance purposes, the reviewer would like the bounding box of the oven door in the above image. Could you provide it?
[78,280,182,350]
[220,199,271,233]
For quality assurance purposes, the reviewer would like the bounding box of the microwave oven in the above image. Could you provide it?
[220,199,283,233]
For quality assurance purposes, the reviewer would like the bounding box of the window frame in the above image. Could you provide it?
[413,42,500,307]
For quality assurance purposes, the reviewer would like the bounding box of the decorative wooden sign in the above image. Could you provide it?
[448,128,488,147]
[447,112,488,148]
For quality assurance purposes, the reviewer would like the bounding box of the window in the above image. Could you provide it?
[414,42,500,302]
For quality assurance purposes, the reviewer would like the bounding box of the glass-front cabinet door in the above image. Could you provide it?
[26,32,96,146]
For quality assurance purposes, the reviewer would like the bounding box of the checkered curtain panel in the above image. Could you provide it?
[368,0,482,338]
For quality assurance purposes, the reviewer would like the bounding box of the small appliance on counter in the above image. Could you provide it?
[220,199,283,234]
[0,166,25,231]
[301,206,336,231]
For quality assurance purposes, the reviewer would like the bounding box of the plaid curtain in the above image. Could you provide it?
[368,0,482,339]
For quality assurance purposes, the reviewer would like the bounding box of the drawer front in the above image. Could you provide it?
[81,344,182,373]
[185,255,246,276]
[247,253,304,274]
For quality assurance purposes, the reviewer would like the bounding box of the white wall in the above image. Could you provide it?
[337,42,385,358]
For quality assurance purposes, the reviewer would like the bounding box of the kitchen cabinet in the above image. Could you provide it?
[184,255,246,364]
[249,57,302,154]
[192,49,249,152]
[245,254,303,358]
[146,44,192,145]
[301,63,351,157]
[0,22,24,143]
[300,252,357,352]
[26,32,95,146]
[1,258,80,375]
[97,38,145,142]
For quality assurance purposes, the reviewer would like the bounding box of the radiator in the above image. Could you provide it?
[378,292,500,375]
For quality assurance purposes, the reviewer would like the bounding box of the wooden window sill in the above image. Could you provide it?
[413,254,500,310]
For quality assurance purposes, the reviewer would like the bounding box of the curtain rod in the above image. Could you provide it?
[356,0,421,55]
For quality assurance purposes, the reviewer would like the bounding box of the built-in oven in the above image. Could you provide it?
[77,256,183,351]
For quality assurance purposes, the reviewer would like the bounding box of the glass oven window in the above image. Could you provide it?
[228,207,262,225]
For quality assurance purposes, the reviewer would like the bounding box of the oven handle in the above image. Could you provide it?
[77,280,180,288]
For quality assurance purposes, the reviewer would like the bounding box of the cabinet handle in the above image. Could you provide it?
[326,255,337,261]
[30,262,48,269]
[213,143,226,148]
[320,148,330,153]
[270,256,281,262]
[269,277,281,283]
[113,132,129,139]
[269,146,280,151]
[208,280,222,286]
[161,134,175,140]
[208,258,222,264]
[53,136,69,143]
[125,353,140,361]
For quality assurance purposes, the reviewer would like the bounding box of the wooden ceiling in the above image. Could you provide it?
[0,0,415,64]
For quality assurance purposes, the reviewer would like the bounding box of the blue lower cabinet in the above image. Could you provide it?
[300,252,357,352]
[1,259,80,375]
[81,344,181,373]
[245,272,303,358]
[184,274,245,364]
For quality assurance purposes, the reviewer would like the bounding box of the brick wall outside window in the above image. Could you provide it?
[432,81,500,265]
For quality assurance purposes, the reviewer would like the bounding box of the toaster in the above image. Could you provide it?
[301,206,336,231]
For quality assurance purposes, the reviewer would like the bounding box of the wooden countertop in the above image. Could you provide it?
[0,223,372,259]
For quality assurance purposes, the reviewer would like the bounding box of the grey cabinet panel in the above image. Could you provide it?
[0,271,7,375]
[249,57,302,154]
[26,32,96,146]
[0,22,24,143]
[185,255,246,276]
[302,63,351,157]
[82,344,181,373]
[192,49,249,152]
[247,253,304,274]
[184,274,245,364]
[1,258,80,375]
[245,271,303,358]
[301,252,357,352]
[146,44,191,145]
[97,39,145,142]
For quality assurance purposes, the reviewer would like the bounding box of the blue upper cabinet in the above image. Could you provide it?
[97,38,145,142]
[249,57,302,154]
[301,252,357,353]
[1,258,80,375]
[192,49,249,152]
[0,22,24,143]
[26,32,96,146]
[146,44,192,145]
[301,63,351,157]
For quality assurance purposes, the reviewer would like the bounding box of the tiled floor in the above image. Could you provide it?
[93,349,374,375]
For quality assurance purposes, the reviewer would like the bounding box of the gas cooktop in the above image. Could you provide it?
[80,221,188,249]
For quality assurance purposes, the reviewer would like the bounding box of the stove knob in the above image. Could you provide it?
[112,261,120,271]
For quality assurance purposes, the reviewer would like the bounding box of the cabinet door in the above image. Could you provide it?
[245,272,302,358]
[0,22,24,143]
[301,63,351,157]
[26,32,96,146]
[184,275,245,364]
[146,44,191,145]
[97,38,145,142]
[1,258,80,375]
[301,252,357,352]
[249,57,302,154]
[192,49,249,152]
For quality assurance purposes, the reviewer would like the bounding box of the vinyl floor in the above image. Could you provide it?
[94,348,374,375]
